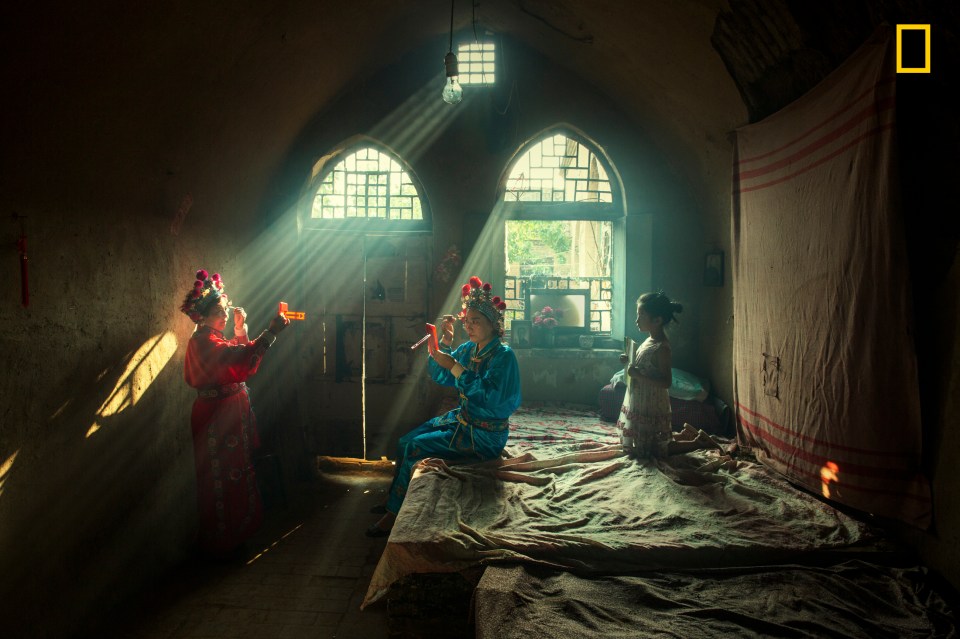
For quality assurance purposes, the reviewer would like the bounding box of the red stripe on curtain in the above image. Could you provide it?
[736,123,895,193]
[738,98,894,180]
[736,402,916,459]
[741,417,931,505]
[738,76,896,165]
[738,413,923,480]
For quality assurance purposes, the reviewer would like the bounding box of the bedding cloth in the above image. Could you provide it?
[600,384,725,434]
[362,403,878,608]
[474,562,956,638]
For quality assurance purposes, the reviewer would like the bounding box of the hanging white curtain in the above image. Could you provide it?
[731,25,931,528]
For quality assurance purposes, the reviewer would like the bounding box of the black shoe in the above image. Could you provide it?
[369,504,387,514]
[365,524,391,538]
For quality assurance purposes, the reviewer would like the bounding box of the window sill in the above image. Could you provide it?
[513,348,621,359]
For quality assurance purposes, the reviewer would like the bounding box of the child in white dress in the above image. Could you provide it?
[616,292,721,459]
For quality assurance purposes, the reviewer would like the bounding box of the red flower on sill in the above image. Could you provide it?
[533,305,562,329]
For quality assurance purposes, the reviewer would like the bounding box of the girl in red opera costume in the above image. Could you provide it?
[180,269,289,557]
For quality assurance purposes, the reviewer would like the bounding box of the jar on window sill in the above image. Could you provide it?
[535,329,556,348]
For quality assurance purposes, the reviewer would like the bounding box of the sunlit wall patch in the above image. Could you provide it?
[86,331,178,438]
[820,461,840,498]
[0,450,20,497]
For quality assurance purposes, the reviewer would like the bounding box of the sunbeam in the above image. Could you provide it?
[370,71,469,163]
[0,450,19,497]
[224,72,491,461]
[86,331,178,438]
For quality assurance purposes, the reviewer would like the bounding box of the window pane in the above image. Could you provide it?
[310,146,424,222]
[505,134,612,203]
[504,220,612,332]
[457,42,495,85]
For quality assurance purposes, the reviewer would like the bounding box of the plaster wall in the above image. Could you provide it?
[515,350,623,405]
[0,206,237,635]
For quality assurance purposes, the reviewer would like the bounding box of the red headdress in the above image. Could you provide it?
[180,269,226,323]
[459,276,507,337]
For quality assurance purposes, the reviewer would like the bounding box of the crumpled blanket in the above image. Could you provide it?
[361,405,876,609]
[474,562,957,638]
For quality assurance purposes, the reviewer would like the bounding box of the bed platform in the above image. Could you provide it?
[363,402,956,636]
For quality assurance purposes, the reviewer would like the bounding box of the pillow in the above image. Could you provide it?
[610,369,626,387]
[669,368,709,402]
[610,367,709,402]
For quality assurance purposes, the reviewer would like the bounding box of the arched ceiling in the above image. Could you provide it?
[3,0,954,218]
[461,0,744,209]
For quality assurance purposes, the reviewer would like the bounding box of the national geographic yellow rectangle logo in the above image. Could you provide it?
[896,24,931,73]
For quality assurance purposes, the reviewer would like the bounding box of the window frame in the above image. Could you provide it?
[457,41,497,86]
[301,139,433,234]
[497,127,626,337]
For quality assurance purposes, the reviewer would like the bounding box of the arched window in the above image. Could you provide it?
[304,142,430,232]
[500,129,624,334]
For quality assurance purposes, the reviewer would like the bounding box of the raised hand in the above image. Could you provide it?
[440,314,456,345]
[233,306,247,327]
[268,314,291,335]
[428,338,456,369]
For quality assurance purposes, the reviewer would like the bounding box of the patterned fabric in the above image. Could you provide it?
[185,326,274,555]
[196,382,247,400]
[615,337,671,458]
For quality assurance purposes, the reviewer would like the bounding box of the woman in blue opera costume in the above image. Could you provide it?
[367,276,521,537]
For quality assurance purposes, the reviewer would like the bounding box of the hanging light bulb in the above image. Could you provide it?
[442,51,463,104]
[441,0,462,104]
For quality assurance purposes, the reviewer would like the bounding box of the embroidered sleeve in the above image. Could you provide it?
[428,342,470,387]
[455,346,521,419]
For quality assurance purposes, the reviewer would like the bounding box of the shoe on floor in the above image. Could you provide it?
[365,523,391,538]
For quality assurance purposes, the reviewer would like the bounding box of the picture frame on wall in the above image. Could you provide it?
[511,320,532,348]
[704,251,724,287]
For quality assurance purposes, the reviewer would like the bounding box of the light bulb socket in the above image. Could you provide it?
[444,51,459,78]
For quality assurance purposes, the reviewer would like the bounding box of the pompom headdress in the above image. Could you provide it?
[459,276,507,336]
[180,268,226,323]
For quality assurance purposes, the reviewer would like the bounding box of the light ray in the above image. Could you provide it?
[231,73,477,460]
[86,331,178,437]
[0,449,19,497]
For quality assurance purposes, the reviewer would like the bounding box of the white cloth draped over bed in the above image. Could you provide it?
[362,404,874,608]
[731,24,931,528]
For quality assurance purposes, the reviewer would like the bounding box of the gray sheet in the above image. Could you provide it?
[362,405,877,608]
[475,562,956,638]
